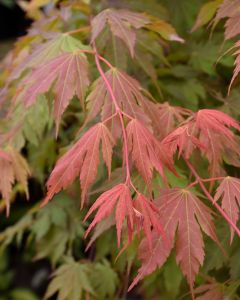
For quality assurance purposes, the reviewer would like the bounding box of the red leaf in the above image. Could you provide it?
[86,68,151,135]
[228,40,240,91]
[133,194,164,250]
[18,52,89,134]
[130,188,219,291]
[84,183,134,247]
[196,109,240,137]
[215,0,240,40]
[162,122,203,159]
[43,123,115,208]
[163,109,240,176]
[91,9,149,57]
[127,119,175,185]
[214,176,240,242]
[157,102,191,139]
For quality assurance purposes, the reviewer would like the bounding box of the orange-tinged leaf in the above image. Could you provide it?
[214,176,240,242]
[0,155,14,215]
[17,52,89,134]
[8,147,31,199]
[0,148,30,215]
[43,123,115,208]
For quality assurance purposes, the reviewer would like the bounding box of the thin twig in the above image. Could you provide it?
[185,159,240,238]
[93,44,131,184]
[64,26,90,35]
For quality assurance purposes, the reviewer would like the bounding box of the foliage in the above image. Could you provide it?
[1,0,240,299]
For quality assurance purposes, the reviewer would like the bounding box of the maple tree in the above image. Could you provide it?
[1,0,240,299]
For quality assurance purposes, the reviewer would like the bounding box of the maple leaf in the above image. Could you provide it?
[85,68,153,134]
[130,188,220,293]
[162,109,240,176]
[133,194,164,250]
[127,119,175,185]
[228,41,240,91]
[196,109,240,137]
[214,176,240,242]
[90,260,119,299]
[8,147,31,198]
[215,0,240,40]
[11,34,89,80]
[91,8,149,57]
[84,183,134,247]
[157,102,191,139]
[0,147,30,215]
[44,257,94,300]
[17,51,90,133]
[0,153,14,215]
[42,123,115,208]
[162,122,203,159]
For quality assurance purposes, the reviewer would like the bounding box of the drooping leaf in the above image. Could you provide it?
[8,147,30,198]
[133,194,164,250]
[130,188,220,292]
[214,176,240,242]
[84,183,134,247]
[0,147,30,214]
[127,119,175,185]
[17,51,90,133]
[43,123,115,208]
[0,153,15,215]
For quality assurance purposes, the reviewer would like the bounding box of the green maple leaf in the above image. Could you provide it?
[45,257,94,300]
[90,260,119,299]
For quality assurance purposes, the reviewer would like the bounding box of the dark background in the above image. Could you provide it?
[0,1,30,39]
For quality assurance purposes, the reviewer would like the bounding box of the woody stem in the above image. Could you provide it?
[93,45,131,184]
[185,159,240,238]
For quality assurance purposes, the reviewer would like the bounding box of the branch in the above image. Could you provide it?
[93,44,131,184]
[185,159,240,239]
